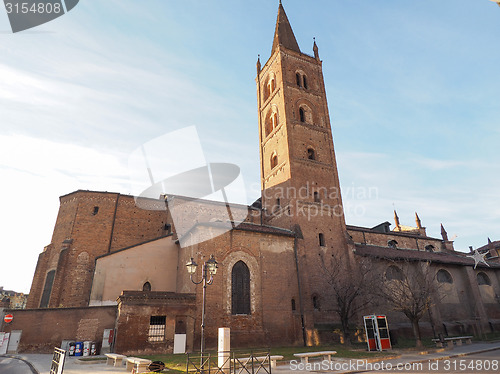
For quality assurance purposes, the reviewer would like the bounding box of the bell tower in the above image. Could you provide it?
[256,2,351,339]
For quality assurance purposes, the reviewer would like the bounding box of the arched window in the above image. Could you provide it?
[143,281,152,291]
[477,272,491,286]
[303,75,308,89]
[232,261,251,315]
[388,240,398,249]
[385,265,404,281]
[270,78,276,92]
[272,111,278,129]
[299,108,305,122]
[40,270,56,308]
[265,109,278,137]
[270,154,278,169]
[437,269,453,284]
[307,148,316,160]
[318,233,325,246]
[291,298,296,311]
[312,295,320,310]
[425,245,435,252]
[296,72,301,87]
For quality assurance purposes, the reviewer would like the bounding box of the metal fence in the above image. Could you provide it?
[49,347,66,374]
[186,350,271,374]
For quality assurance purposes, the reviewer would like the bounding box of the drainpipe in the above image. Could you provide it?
[292,225,307,346]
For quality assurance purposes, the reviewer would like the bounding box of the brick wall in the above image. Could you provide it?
[115,291,196,355]
[0,306,116,353]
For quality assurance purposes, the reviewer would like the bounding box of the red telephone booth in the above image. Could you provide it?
[363,315,392,351]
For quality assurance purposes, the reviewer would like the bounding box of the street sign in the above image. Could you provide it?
[4,314,13,323]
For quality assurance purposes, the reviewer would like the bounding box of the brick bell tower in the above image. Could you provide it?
[257,2,351,341]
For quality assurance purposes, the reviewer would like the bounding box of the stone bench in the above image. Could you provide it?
[126,357,152,372]
[234,355,284,369]
[432,336,473,348]
[104,353,126,367]
[293,351,337,364]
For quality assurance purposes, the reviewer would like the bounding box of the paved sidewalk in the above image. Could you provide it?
[274,341,500,374]
[13,354,126,374]
[8,341,500,374]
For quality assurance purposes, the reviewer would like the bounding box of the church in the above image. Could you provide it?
[2,3,500,355]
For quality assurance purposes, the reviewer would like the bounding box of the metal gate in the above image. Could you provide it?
[7,330,21,354]
[187,350,271,374]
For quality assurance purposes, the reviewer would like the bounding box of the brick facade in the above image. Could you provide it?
[0,306,116,353]
[27,192,168,309]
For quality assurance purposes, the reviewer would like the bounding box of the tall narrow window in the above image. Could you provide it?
[307,148,315,160]
[291,298,296,311]
[148,316,166,342]
[232,261,251,315]
[312,295,320,310]
[319,233,325,247]
[270,78,276,92]
[40,270,55,308]
[296,72,301,87]
[299,108,305,122]
[271,154,278,169]
[303,75,308,89]
[272,112,278,129]
[314,191,320,203]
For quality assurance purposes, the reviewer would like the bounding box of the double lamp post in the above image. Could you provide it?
[186,254,218,356]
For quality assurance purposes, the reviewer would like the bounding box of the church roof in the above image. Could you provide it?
[187,221,294,237]
[271,2,301,55]
[354,243,500,268]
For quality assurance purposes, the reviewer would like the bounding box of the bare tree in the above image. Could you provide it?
[379,260,441,348]
[321,250,381,344]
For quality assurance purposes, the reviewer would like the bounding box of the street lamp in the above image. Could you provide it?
[187,255,218,357]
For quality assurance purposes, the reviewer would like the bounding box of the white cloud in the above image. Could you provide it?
[0,134,131,293]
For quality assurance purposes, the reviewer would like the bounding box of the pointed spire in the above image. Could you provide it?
[257,55,261,74]
[488,237,492,244]
[415,212,422,229]
[313,37,320,60]
[271,1,301,55]
[394,210,401,230]
[441,224,449,241]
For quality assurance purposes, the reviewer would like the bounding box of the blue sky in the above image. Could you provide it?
[1,0,499,293]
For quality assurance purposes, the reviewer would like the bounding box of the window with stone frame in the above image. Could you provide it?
[270,153,278,169]
[477,272,491,286]
[385,265,404,281]
[437,269,453,284]
[148,316,166,342]
[232,261,251,315]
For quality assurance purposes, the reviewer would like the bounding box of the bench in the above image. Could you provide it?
[126,357,152,372]
[234,355,284,369]
[104,353,126,367]
[432,336,473,348]
[293,351,337,364]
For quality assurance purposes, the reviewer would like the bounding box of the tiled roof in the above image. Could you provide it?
[354,243,500,268]
[192,221,294,237]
